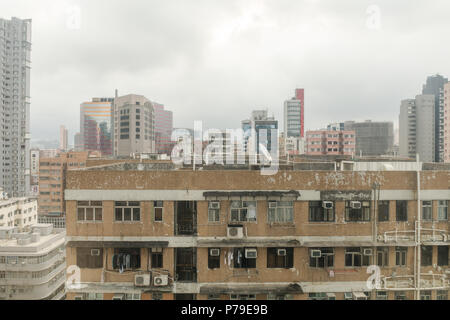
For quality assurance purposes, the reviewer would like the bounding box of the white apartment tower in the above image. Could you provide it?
[399,95,435,162]
[0,18,32,197]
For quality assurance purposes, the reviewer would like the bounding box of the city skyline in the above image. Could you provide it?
[3,1,450,142]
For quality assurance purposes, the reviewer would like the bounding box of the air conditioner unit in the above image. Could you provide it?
[322,201,333,209]
[112,294,124,300]
[91,249,100,256]
[227,225,244,238]
[245,248,258,259]
[310,250,321,258]
[74,295,83,300]
[268,202,277,209]
[344,292,353,300]
[209,201,220,209]
[277,249,287,256]
[153,275,168,287]
[363,248,373,256]
[209,248,220,256]
[350,201,362,209]
[135,274,151,287]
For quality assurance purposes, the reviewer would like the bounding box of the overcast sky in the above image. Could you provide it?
[3,0,450,144]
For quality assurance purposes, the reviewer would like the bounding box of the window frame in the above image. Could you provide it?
[208,248,221,269]
[378,200,389,222]
[233,247,257,269]
[208,201,220,223]
[153,201,163,222]
[345,247,371,267]
[114,201,141,222]
[308,201,335,222]
[230,201,257,222]
[437,200,448,221]
[267,247,294,269]
[345,201,370,222]
[77,201,103,222]
[395,247,407,267]
[309,247,334,268]
[396,200,408,221]
[422,200,433,221]
[267,201,294,223]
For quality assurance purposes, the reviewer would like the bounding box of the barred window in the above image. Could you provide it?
[345,201,370,222]
[77,201,102,222]
[114,201,140,222]
[268,201,293,223]
[309,201,334,222]
[230,201,256,222]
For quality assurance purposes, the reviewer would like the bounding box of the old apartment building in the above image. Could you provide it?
[0,223,66,300]
[64,162,450,300]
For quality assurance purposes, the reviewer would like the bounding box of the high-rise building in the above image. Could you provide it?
[113,94,155,157]
[153,103,173,155]
[422,74,448,162]
[443,83,450,162]
[344,121,394,156]
[399,95,435,162]
[59,125,68,151]
[80,98,114,156]
[74,132,83,151]
[0,18,32,197]
[284,89,304,138]
[38,151,89,216]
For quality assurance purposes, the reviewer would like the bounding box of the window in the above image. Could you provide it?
[208,248,220,269]
[152,293,163,300]
[438,201,448,220]
[230,294,256,300]
[437,290,448,300]
[114,201,140,222]
[267,248,293,268]
[153,201,163,222]
[421,246,433,266]
[395,247,407,266]
[420,291,431,300]
[376,291,388,300]
[77,201,102,222]
[84,293,103,300]
[230,201,256,222]
[308,201,334,222]
[422,201,432,220]
[396,201,408,221]
[207,294,221,300]
[208,201,220,222]
[376,247,389,267]
[437,246,449,266]
[113,248,141,270]
[309,248,334,268]
[345,247,371,267]
[76,248,103,269]
[345,201,370,222]
[233,248,256,268]
[378,201,389,221]
[125,293,141,300]
[395,291,406,300]
[267,201,293,223]
[148,248,162,269]
[308,293,328,300]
